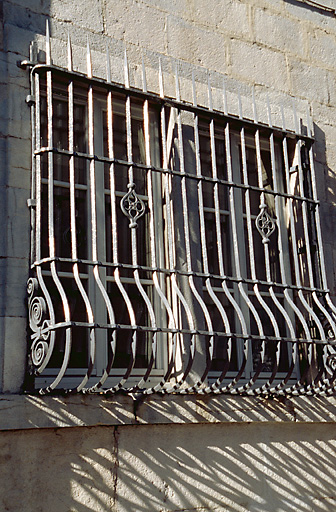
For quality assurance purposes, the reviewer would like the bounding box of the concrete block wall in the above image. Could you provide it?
[1,1,336,511]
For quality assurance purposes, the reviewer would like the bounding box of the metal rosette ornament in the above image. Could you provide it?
[27,278,51,370]
[255,203,276,244]
[120,182,146,228]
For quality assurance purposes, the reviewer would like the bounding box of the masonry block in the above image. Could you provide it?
[3,1,47,34]
[4,186,30,259]
[136,0,191,17]
[230,39,289,90]
[167,16,228,75]
[254,7,306,57]
[49,0,104,33]
[193,0,251,39]
[290,59,329,104]
[6,84,31,141]
[3,0,50,16]
[104,0,167,54]
[1,316,27,393]
[0,258,28,317]
[310,30,336,70]
[7,136,31,171]
[312,103,336,128]
[5,24,35,58]
[285,1,336,35]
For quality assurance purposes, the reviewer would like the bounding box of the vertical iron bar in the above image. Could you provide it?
[293,104,335,393]
[192,74,233,392]
[29,42,36,265]
[106,48,136,391]
[139,58,178,393]
[124,49,157,389]
[306,109,336,390]
[32,56,56,375]
[207,78,249,393]
[252,91,280,339]
[175,67,214,392]
[293,105,335,338]
[45,21,73,390]
[281,106,316,394]
[158,61,196,393]
[249,92,284,393]
[86,39,117,391]
[306,110,336,317]
[66,35,96,390]
[223,85,263,393]
[263,98,300,392]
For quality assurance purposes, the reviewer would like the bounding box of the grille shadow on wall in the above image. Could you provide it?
[23,22,336,395]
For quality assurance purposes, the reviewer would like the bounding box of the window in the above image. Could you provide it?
[25,30,336,395]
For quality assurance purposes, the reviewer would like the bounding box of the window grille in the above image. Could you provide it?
[24,23,336,395]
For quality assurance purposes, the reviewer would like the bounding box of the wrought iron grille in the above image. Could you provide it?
[24,23,336,395]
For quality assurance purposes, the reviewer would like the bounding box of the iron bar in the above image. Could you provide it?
[45,22,72,391]
[27,63,314,145]
[33,147,320,206]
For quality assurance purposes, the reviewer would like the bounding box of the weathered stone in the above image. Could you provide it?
[167,16,229,75]
[104,0,167,53]
[1,317,27,392]
[290,58,329,104]
[230,39,289,90]
[254,7,307,57]
[310,30,336,70]
[192,0,251,39]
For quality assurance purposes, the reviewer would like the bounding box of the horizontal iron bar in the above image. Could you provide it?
[32,257,329,294]
[28,63,315,145]
[34,320,333,345]
[34,147,319,206]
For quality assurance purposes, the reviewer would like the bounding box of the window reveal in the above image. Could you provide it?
[25,28,336,394]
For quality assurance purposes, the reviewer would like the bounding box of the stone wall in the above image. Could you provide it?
[2,0,336,392]
[1,1,336,511]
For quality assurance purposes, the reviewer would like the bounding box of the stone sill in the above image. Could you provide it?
[0,393,336,430]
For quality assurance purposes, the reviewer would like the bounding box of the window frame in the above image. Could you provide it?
[25,35,336,395]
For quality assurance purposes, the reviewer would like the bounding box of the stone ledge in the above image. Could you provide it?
[0,393,336,430]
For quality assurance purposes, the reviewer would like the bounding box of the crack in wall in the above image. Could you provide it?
[112,425,119,510]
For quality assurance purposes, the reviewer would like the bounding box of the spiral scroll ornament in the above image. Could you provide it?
[27,278,51,369]
[326,348,336,375]
[255,204,276,244]
[120,182,146,228]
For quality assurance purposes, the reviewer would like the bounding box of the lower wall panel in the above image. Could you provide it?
[1,422,335,512]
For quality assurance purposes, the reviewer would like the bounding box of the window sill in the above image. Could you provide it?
[0,393,336,431]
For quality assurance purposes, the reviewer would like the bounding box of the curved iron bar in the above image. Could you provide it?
[202,79,249,394]
[192,75,233,393]
[137,58,178,393]
[158,66,198,395]
[292,103,336,394]
[41,22,73,392]
[121,49,158,390]
[28,68,56,379]
[66,35,98,392]
[237,92,281,395]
